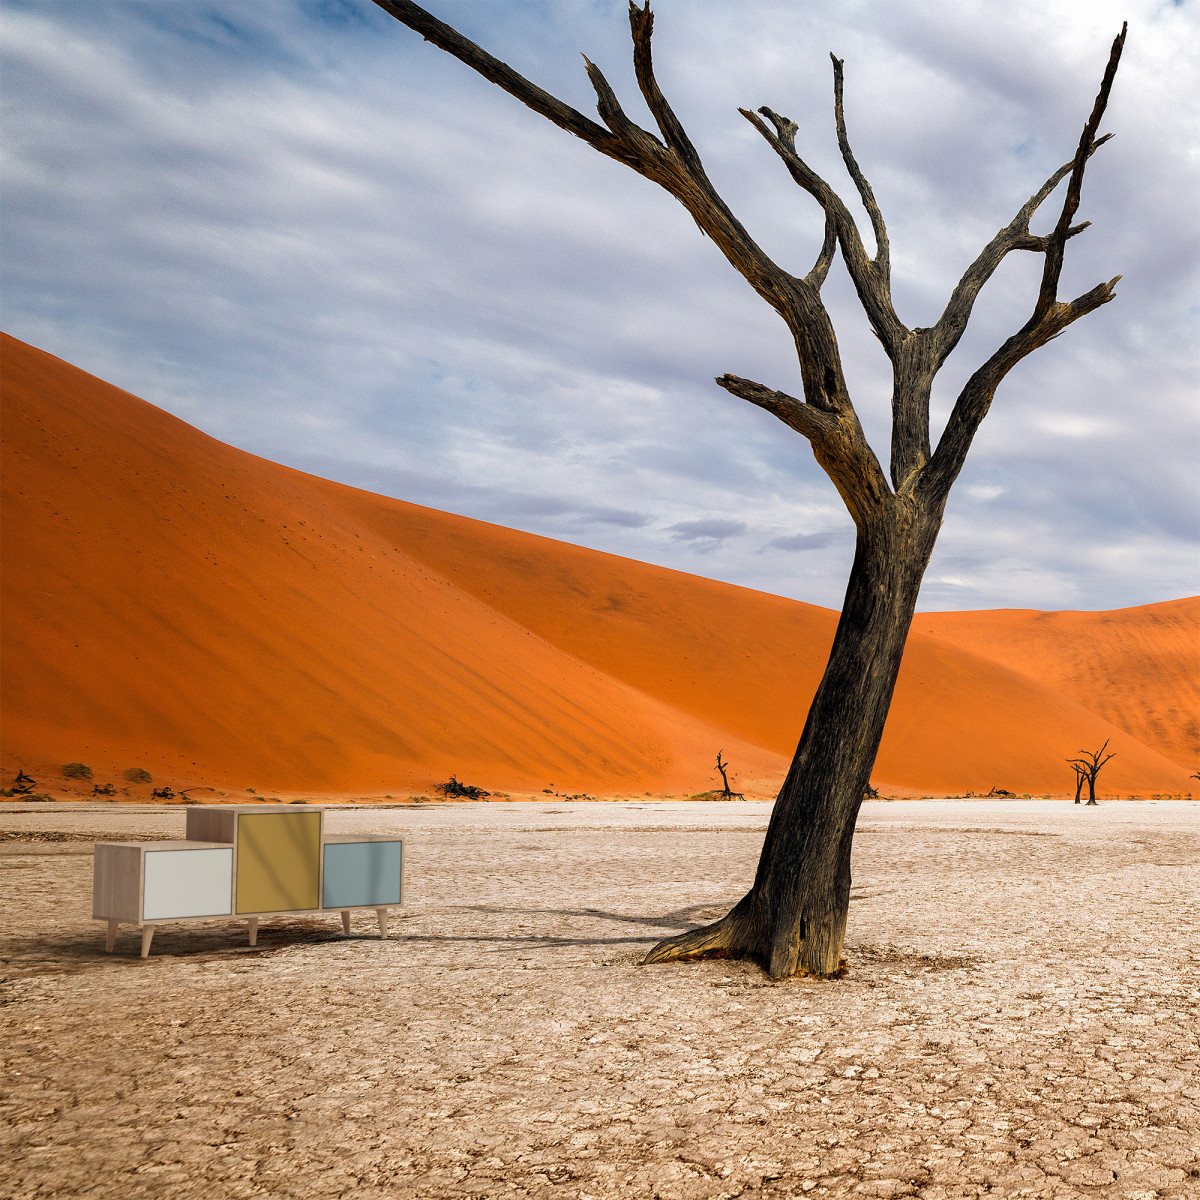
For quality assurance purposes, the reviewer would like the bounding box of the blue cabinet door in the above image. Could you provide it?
[322,841,403,908]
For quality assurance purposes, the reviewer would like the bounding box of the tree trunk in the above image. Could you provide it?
[1086,776,1098,805]
[1074,773,1083,804]
[645,494,941,977]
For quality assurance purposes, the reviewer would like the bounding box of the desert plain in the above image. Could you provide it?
[2,796,1198,1200]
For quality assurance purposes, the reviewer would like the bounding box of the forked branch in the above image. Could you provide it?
[930,134,1113,368]
[627,4,705,178]
[1036,25,1127,322]
[740,101,906,355]
[920,25,1127,503]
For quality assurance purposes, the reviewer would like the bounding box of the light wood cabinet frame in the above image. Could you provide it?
[92,807,404,957]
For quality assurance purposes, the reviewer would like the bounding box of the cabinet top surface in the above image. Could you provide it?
[323,834,404,844]
[203,805,328,815]
[94,840,234,851]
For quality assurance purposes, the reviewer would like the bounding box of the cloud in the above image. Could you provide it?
[666,519,749,544]
[1,0,1196,612]
[765,532,842,552]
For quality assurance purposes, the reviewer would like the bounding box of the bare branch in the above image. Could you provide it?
[930,136,1113,368]
[921,272,1121,502]
[831,55,889,277]
[715,374,835,442]
[1034,24,1127,321]
[374,4,797,325]
[740,106,907,356]
[581,56,665,159]
[806,209,837,289]
[717,374,892,520]
[918,28,1126,503]
[627,3,705,176]
[372,0,636,165]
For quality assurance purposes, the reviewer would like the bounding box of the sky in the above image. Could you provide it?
[2,0,1197,612]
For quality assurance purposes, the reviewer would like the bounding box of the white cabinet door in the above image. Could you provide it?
[143,848,233,920]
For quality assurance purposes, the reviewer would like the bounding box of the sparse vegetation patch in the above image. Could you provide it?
[434,775,490,799]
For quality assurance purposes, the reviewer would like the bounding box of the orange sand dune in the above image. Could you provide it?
[913,603,1199,771]
[2,334,1194,795]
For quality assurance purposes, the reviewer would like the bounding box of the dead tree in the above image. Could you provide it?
[1068,740,1116,806]
[373,1,1126,976]
[714,751,733,798]
[1071,761,1087,805]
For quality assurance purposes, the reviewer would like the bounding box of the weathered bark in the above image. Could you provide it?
[371,1,1126,978]
[647,493,941,975]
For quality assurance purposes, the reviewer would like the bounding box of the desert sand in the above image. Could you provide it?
[2,332,1196,797]
[2,798,1198,1198]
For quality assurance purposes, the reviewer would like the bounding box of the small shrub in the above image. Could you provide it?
[288,799,308,805]
[434,775,490,799]
[123,767,152,784]
[62,762,92,781]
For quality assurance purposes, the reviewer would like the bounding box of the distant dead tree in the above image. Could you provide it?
[711,751,743,799]
[714,751,733,797]
[1070,761,1087,805]
[1068,741,1116,806]
[373,1,1126,977]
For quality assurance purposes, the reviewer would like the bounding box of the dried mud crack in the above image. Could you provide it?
[1,799,1197,1199]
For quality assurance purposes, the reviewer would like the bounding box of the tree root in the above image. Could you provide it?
[642,906,849,980]
[641,915,749,966]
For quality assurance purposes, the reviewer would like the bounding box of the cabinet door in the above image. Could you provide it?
[235,812,321,914]
[143,848,233,920]
[323,841,403,909]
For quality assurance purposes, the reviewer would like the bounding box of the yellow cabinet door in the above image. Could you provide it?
[235,812,321,914]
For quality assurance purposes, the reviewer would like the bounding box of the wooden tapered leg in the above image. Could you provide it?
[140,926,155,958]
[105,920,119,953]
[341,910,352,935]
[376,908,388,938]
[247,917,259,947]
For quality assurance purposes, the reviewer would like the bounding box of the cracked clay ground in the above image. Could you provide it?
[1,799,1198,1199]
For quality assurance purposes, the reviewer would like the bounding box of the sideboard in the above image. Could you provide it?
[93,806,404,957]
